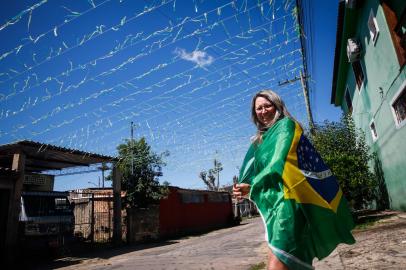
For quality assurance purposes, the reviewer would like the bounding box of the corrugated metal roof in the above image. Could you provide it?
[0,140,117,172]
[0,140,115,159]
[173,186,230,194]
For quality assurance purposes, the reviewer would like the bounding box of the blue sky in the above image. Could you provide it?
[0,0,341,190]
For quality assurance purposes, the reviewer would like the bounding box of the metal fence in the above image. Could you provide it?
[69,191,126,243]
[232,199,258,218]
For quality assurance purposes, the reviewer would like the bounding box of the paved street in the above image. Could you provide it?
[33,211,406,270]
[36,218,268,270]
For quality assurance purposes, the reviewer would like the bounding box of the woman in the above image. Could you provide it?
[233,90,355,270]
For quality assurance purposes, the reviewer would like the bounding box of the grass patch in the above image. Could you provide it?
[353,210,397,230]
[355,220,377,230]
[249,261,266,270]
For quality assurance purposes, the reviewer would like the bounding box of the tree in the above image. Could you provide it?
[311,114,378,210]
[109,138,169,208]
[199,159,223,191]
[199,170,216,191]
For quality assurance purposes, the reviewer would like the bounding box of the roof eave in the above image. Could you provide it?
[331,1,346,105]
[331,3,358,106]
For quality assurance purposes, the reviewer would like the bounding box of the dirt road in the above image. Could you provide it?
[34,211,406,270]
[315,211,406,270]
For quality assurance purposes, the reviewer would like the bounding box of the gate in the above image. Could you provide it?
[232,198,258,218]
[0,189,10,257]
[69,190,126,243]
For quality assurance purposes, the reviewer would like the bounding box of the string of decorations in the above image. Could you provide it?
[0,0,307,182]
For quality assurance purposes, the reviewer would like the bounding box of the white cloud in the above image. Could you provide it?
[174,48,214,67]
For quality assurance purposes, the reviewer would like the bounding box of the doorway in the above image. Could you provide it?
[0,188,10,255]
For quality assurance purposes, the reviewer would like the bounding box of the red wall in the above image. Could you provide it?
[159,187,233,238]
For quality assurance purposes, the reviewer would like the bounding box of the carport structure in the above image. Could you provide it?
[0,140,122,265]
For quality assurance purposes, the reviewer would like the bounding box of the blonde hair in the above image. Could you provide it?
[251,90,295,143]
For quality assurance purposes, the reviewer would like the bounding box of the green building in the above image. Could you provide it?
[331,0,406,210]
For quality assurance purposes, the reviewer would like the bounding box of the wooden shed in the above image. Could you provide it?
[0,140,119,265]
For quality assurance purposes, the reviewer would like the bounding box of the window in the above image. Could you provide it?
[369,120,378,141]
[352,60,364,90]
[391,81,406,128]
[394,7,406,52]
[207,193,230,203]
[181,193,204,203]
[368,9,380,44]
[345,86,353,113]
[22,195,72,217]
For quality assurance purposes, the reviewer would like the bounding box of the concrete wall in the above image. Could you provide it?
[339,0,406,210]
[126,205,159,243]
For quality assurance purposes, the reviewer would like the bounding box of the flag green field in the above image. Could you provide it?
[239,117,355,270]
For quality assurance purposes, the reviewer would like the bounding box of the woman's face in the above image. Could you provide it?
[255,96,276,126]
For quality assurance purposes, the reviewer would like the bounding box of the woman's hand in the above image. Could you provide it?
[233,183,251,201]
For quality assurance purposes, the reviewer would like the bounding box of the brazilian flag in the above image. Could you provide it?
[239,117,355,270]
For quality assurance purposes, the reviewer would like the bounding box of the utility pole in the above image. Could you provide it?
[214,159,220,190]
[278,72,314,133]
[298,0,315,134]
[300,70,315,134]
[276,0,315,134]
[214,150,222,191]
[97,162,108,188]
[101,163,105,188]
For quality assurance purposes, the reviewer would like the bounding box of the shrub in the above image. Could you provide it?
[311,115,377,210]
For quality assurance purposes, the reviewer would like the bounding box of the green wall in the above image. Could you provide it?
[338,0,406,210]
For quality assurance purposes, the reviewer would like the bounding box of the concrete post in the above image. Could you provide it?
[300,70,315,134]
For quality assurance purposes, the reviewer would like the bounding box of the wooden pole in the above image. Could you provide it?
[5,152,25,265]
[90,193,95,243]
[112,166,122,244]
